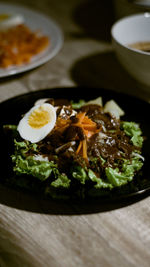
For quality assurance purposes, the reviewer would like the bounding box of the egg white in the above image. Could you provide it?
[34,98,50,106]
[17,103,56,143]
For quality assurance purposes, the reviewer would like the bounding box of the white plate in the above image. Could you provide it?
[0,3,63,78]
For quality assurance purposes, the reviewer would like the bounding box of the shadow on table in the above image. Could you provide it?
[71,0,115,41]
[70,50,140,96]
[0,183,149,215]
[70,0,144,97]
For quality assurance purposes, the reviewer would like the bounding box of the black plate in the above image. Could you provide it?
[0,87,150,213]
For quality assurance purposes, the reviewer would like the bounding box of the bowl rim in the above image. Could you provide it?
[111,12,150,56]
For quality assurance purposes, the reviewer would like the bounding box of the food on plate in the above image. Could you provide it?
[0,18,49,68]
[3,96,144,199]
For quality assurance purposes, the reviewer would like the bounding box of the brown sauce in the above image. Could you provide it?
[129,41,150,52]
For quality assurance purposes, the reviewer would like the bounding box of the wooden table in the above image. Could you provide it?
[0,1,150,266]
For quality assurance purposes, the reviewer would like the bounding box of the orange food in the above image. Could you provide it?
[55,112,101,161]
[72,112,101,160]
[0,24,49,68]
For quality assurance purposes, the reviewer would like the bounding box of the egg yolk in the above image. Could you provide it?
[28,106,51,129]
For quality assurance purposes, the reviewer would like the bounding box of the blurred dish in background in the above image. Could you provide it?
[111,13,150,87]
[0,3,63,78]
[0,24,49,68]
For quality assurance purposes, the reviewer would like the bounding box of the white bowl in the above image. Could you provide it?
[111,13,150,86]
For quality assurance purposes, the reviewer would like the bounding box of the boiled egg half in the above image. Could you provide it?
[0,13,24,31]
[17,103,56,143]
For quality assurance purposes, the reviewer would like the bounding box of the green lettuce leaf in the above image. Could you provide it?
[14,139,38,156]
[88,169,113,189]
[71,99,86,109]
[105,156,143,186]
[12,140,71,185]
[71,165,89,184]
[51,169,70,188]
[12,154,56,181]
[105,167,132,186]
[122,156,143,174]
[121,121,143,147]
[71,166,112,189]
[45,167,71,199]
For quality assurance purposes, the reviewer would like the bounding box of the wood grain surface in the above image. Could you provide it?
[0,1,150,266]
